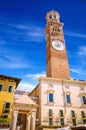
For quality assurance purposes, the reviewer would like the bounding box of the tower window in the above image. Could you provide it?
[48,93,54,102]
[66,95,71,103]
[8,86,13,92]
[0,84,3,91]
[54,14,56,18]
[49,15,52,19]
[57,29,60,32]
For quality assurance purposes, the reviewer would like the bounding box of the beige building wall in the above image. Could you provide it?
[30,77,86,129]
[40,78,86,126]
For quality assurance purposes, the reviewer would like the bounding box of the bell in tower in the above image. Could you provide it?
[46,10,60,22]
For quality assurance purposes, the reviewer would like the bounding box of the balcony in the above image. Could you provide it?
[39,119,62,127]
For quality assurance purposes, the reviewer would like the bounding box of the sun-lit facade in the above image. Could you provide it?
[0,74,21,120]
[30,77,86,130]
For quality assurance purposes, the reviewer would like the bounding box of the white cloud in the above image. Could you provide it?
[27,28,44,42]
[0,51,30,69]
[6,24,31,30]
[17,82,36,92]
[78,46,86,56]
[13,25,31,30]
[25,71,46,79]
[17,71,46,92]
[2,23,45,43]
[18,71,46,92]
[1,63,29,69]
[65,31,86,39]
[70,68,86,76]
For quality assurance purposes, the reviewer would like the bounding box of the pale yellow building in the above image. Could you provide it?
[0,74,21,120]
[30,10,86,130]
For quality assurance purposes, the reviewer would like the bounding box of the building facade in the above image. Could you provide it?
[0,74,21,120]
[30,77,86,130]
[30,10,86,130]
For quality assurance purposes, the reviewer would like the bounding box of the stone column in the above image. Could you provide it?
[26,114,31,130]
[12,110,18,130]
[31,111,36,130]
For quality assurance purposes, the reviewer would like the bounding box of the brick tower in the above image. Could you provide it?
[45,10,70,79]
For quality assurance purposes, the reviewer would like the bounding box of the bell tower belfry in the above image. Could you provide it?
[45,10,70,79]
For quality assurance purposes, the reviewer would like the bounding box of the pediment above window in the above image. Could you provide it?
[47,89,54,93]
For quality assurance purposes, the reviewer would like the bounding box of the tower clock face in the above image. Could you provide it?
[52,40,64,50]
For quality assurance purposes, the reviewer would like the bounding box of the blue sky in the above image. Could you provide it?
[0,0,86,91]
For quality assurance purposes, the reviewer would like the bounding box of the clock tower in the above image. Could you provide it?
[45,10,70,79]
